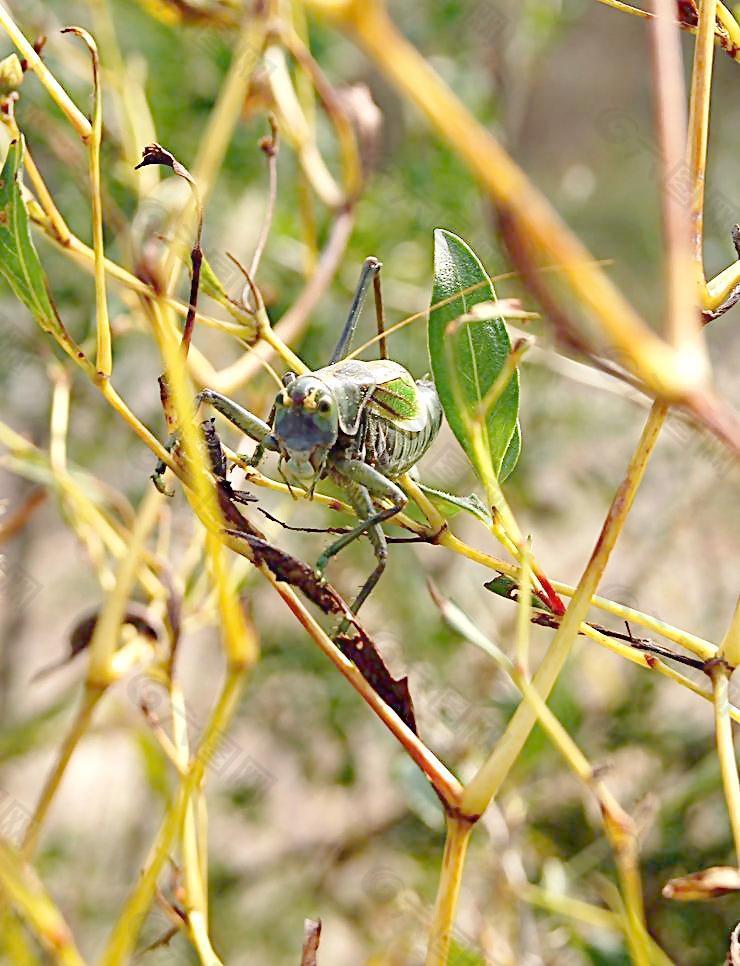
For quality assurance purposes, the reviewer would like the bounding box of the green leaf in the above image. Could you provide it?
[0,138,66,341]
[416,482,492,525]
[198,252,231,303]
[484,574,554,613]
[428,228,521,482]
[196,253,258,340]
[500,421,521,481]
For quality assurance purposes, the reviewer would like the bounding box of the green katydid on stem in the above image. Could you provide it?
[1,1,739,959]
[155,253,445,620]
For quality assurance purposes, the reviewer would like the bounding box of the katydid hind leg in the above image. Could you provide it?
[330,256,382,364]
[316,459,406,576]
[343,483,390,625]
[151,433,178,495]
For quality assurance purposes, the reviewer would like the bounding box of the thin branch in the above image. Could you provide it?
[249,116,279,281]
[306,0,707,401]
[649,0,705,369]
[211,206,355,393]
[708,661,740,866]
[461,401,667,817]
[62,27,112,377]
[425,816,474,966]
[687,0,718,299]
[0,841,84,965]
[0,8,92,140]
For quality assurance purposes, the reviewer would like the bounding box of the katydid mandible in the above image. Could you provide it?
[165,258,442,617]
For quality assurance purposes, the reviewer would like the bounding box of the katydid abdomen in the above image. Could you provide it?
[364,380,442,477]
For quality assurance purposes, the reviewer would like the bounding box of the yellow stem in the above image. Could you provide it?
[440,531,716,660]
[651,0,705,369]
[709,663,740,865]
[461,401,667,816]
[595,0,740,62]
[425,816,473,966]
[243,558,464,808]
[63,28,112,377]
[146,298,257,668]
[0,8,91,141]
[516,537,532,678]
[687,0,718,302]
[437,595,652,963]
[171,684,223,964]
[307,0,705,399]
[86,484,164,687]
[19,134,72,245]
[166,10,269,293]
[0,842,85,965]
[719,598,740,667]
[102,667,247,964]
[517,883,621,932]
[0,907,38,964]
[21,687,102,858]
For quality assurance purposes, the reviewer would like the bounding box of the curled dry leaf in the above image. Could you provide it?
[220,489,417,733]
[335,632,416,734]
[663,866,740,901]
[135,142,194,185]
[32,607,159,681]
[235,531,417,731]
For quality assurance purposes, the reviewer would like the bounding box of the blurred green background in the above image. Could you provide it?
[1,0,739,962]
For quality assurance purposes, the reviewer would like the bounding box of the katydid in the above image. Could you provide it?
[157,258,442,616]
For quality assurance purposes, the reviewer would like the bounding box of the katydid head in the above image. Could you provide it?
[270,373,339,489]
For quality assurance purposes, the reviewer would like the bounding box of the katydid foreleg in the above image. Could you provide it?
[152,389,275,492]
[196,389,275,460]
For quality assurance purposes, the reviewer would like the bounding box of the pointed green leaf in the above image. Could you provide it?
[0,138,66,341]
[179,250,257,341]
[416,483,492,525]
[484,574,554,613]
[428,229,521,482]
[500,421,521,481]
[198,252,231,303]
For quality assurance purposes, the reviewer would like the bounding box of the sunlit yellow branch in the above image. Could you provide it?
[61,28,112,377]
[0,842,84,965]
[102,668,247,964]
[0,8,92,141]
[461,401,667,816]
[305,0,708,400]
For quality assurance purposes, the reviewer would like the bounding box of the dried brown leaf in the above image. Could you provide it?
[663,866,740,901]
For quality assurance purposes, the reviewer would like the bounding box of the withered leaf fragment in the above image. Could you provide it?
[663,866,740,901]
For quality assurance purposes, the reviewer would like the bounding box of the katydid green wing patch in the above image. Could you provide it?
[371,373,423,422]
